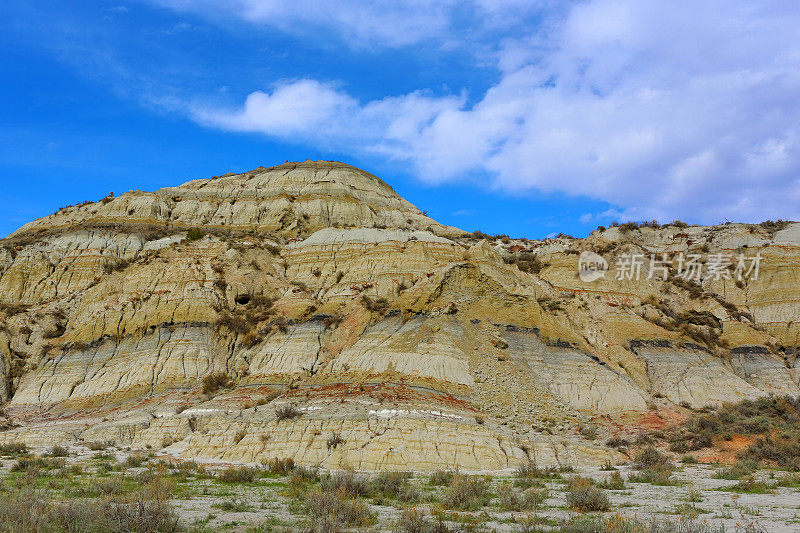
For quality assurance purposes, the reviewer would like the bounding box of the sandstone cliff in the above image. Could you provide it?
[0,160,797,471]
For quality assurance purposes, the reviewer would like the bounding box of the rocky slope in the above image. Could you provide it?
[0,160,798,471]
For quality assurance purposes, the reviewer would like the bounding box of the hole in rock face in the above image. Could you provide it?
[235,294,251,305]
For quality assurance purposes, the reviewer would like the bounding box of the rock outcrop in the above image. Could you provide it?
[0,160,798,471]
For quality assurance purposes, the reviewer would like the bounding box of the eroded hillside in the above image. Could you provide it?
[0,160,798,471]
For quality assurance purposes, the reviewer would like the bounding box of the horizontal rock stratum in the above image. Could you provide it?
[0,160,798,471]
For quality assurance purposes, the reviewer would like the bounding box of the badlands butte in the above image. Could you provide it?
[0,159,798,473]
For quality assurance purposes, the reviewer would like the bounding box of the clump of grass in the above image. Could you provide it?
[628,464,676,485]
[186,228,205,241]
[361,295,389,313]
[428,470,455,486]
[304,488,374,530]
[0,442,28,456]
[497,481,547,511]
[266,457,295,475]
[713,460,757,480]
[395,507,448,533]
[368,471,419,503]
[201,372,230,395]
[566,477,611,512]
[211,498,254,512]
[325,432,345,450]
[11,457,65,472]
[559,513,719,532]
[598,470,625,490]
[96,476,129,496]
[124,454,149,469]
[634,446,671,469]
[217,466,258,484]
[776,472,800,488]
[600,459,616,471]
[517,460,563,480]
[718,476,776,494]
[629,446,676,485]
[320,471,368,498]
[45,445,69,458]
[275,404,302,421]
[442,475,490,510]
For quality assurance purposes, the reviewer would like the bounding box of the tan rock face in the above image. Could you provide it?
[0,161,798,470]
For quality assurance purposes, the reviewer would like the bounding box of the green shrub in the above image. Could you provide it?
[304,488,374,530]
[217,466,257,483]
[713,460,757,480]
[497,481,547,511]
[186,228,205,241]
[442,475,490,510]
[11,457,65,472]
[124,454,149,469]
[368,471,418,502]
[740,431,800,469]
[45,445,69,458]
[720,476,776,494]
[628,464,675,485]
[670,396,800,470]
[395,507,448,533]
[428,470,455,486]
[320,471,368,497]
[0,442,28,456]
[566,478,611,512]
[516,460,562,480]
[598,470,625,490]
[211,498,254,512]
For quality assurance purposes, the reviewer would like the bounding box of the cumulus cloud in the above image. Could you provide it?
[185,0,800,224]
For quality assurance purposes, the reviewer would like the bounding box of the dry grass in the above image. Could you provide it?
[498,481,547,511]
[275,404,302,421]
[0,442,29,456]
[217,466,258,483]
[428,470,455,486]
[304,488,374,532]
[442,474,490,510]
[368,471,419,502]
[201,372,230,395]
[566,477,611,512]
[0,485,180,533]
[266,457,295,475]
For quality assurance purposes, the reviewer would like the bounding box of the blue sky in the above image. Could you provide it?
[2,1,800,239]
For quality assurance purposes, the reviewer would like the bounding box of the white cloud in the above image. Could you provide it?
[152,0,463,48]
[195,80,357,137]
[184,0,800,224]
